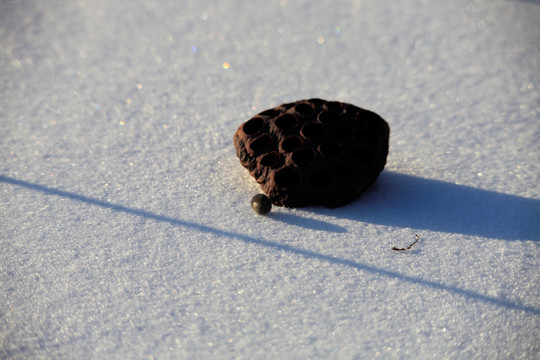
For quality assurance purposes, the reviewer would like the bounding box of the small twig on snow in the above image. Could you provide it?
[392,234,420,251]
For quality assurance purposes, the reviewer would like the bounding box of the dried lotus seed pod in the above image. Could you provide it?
[233,99,389,208]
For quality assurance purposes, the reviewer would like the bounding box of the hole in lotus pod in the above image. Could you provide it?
[319,141,341,157]
[249,134,272,152]
[324,101,342,111]
[301,123,326,139]
[308,169,332,187]
[318,110,341,124]
[295,103,315,117]
[280,135,303,152]
[259,152,280,167]
[308,98,325,108]
[260,108,280,117]
[243,117,264,135]
[275,114,298,130]
[350,146,374,163]
[274,167,302,188]
[334,162,354,178]
[281,103,295,111]
[291,147,316,167]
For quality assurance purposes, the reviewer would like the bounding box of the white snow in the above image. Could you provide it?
[1,0,539,358]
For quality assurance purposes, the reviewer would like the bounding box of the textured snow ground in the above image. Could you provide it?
[1,0,539,358]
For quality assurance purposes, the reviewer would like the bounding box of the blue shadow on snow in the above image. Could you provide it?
[1,174,538,315]
[315,171,540,242]
[267,211,347,233]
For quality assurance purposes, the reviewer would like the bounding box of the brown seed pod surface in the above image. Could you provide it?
[233,99,390,207]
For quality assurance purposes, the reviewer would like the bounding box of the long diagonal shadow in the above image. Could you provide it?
[1,175,539,316]
[315,172,540,241]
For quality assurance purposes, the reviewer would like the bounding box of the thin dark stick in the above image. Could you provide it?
[392,234,420,251]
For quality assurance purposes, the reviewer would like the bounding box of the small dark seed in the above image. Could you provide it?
[251,194,272,215]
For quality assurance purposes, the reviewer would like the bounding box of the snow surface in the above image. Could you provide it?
[1,0,539,358]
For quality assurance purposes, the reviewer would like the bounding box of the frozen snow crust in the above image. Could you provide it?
[1,0,539,359]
